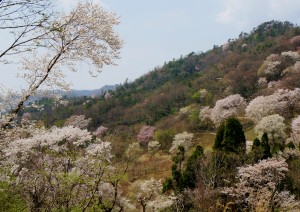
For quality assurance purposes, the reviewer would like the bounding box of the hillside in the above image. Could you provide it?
[10,20,300,211]
[35,21,299,130]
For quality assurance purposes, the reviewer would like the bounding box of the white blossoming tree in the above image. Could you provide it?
[291,115,300,146]
[169,131,193,153]
[93,125,109,137]
[257,54,282,81]
[63,115,92,129]
[135,178,174,212]
[0,0,54,60]
[148,140,161,152]
[246,88,300,123]
[0,0,123,128]
[199,106,212,127]
[221,157,300,211]
[210,94,246,127]
[254,114,286,141]
[1,126,130,211]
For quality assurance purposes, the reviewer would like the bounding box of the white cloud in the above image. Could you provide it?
[217,0,300,30]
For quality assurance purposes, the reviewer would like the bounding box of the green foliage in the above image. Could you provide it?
[163,145,204,192]
[0,181,26,211]
[271,142,285,154]
[214,117,246,153]
[286,142,296,149]
[208,151,244,188]
[182,145,204,188]
[286,157,300,198]
[214,123,225,150]
[252,138,261,149]
[246,21,294,43]
[191,91,201,103]
[247,137,264,163]
[154,129,176,151]
[188,109,201,130]
[256,41,275,52]
[54,119,65,127]
[248,133,273,163]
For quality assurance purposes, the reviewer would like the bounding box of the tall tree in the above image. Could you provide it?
[214,117,246,153]
[261,132,272,159]
[0,1,123,128]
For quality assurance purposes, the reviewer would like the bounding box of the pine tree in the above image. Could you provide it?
[182,145,204,188]
[252,138,261,149]
[214,117,246,153]
[214,123,225,150]
[261,132,272,159]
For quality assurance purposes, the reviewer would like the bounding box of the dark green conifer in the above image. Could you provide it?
[252,138,261,150]
[214,117,246,153]
[261,132,271,159]
[214,123,225,150]
[182,145,204,188]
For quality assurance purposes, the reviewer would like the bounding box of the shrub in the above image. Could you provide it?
[154,129,176,151]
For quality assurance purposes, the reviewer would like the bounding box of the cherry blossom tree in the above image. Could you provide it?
[148,140,160,152]
[20,112,33,128]
[210,94,246,127]
[1,126,130,211]
[246,95,280,124]
[290,35,300,48]
[169,131,193,153]
[125,142,143,160]
[0,0,123,128]
[257,52,299,83]
[135,178,174,212]
[281,51,300,61]
[137,125,155,147]
[257,54,282,81]
[93,125,108,137]
[0,0,54,61]
[199,106,212,126]
[246,88,300,123]
[63,115,91,129]
[254,114,286,142]
[291,115,300,146]
[221,157,300,211]
[104,91,113,100]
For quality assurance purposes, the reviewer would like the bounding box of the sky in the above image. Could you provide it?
[1,0,300,90]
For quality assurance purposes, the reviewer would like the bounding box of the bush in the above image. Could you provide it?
[154,129,176,151]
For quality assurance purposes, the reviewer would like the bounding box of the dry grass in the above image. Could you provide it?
[245,127,257,141]
[127,152,172,182]
[193,132,216,153]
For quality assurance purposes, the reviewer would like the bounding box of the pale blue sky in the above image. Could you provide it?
[2,0,300,90]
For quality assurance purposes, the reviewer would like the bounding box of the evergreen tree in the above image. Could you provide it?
[261,132,272,159]
[249,137,264,163]
[163,145,204,192]
[163,145,185,192]
[214,123,225,150]
[182,145,204,188]
[252,138,261,149]
[214,117,246,153]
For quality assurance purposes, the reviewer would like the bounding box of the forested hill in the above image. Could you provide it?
[34,20,300,130]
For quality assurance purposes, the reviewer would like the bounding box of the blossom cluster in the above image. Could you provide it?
[169,131,193,153]
[254,114,286,140]
[136,178,174,211]
[246,88,300,123]
[210,94,246,126]
[222,157,300,211]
